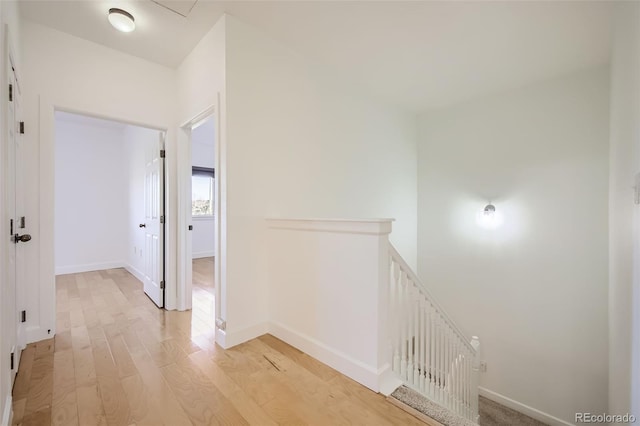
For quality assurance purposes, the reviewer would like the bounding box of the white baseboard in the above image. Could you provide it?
[268,321,381,392]
[378,364,403,396]
[221,322,269,349]
[215,328,227,348]
[219,321,384,393]
[2,394,12,426]
[55,261,125,275]
[25,325,54,344]
[479,387,574,426]
[193,251,215,259]
[124,264,145,283]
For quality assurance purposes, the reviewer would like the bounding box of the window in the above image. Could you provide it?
[192,167,214,216]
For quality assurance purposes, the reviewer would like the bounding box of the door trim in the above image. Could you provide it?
[38,101,173,341]
[177,101,223,338]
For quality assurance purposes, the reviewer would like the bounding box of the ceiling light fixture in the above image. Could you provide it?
[108,8,136,33]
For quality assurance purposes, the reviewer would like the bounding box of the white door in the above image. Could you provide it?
[13,66,26,352]
[142,132,165,308]
[4,63,23,384]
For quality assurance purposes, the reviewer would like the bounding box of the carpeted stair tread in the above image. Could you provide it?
[390,386,476,426]
[390,386,551,426]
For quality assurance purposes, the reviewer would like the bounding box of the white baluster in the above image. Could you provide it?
[456,339,462,414]
[429,308,435,397]
[407,278,415,385]
[434,316,439,400]
[391,260,400,374]
[440,317,446,402]
[468,349,473,420]
[413,288,420,385]
[470,336,481,422]
[451,330,456,410]
[400,272,407,380]
[443,323,448,406]
[445,325,453,407]
[467,348,472,418]
[419,298,425,392]
[453,338,458,411]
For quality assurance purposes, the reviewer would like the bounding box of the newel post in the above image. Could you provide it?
[470,335,481,423]
[377,219,402,395]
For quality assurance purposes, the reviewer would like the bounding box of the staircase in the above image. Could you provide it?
[266,218,479,423]
[388,244,480,423]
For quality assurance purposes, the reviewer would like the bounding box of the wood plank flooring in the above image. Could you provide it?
[11,267,426,425]
[191,257,215,337]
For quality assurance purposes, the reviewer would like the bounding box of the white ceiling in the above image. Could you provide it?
[19,0,226,69]
[20,1,613,112]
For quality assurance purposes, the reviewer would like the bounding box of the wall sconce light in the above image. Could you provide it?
[477,203,501,229]
[108,8,136,33]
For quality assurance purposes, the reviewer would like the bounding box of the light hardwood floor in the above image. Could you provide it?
[191,257,215,337]
[11,267,425,426]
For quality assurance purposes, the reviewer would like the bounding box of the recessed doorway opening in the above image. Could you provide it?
[189,117,216,337]
[53,110,166,308]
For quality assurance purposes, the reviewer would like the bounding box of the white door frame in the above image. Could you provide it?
[38,100,174,341]
[177,102,223,337]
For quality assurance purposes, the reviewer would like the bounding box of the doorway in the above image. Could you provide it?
[189,116,216,336]
[53,111,166,307]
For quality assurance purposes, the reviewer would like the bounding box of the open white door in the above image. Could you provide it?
[5,55,29,384]
[13,63,27,352]
[5,60,18,384]
[142,132,165,308]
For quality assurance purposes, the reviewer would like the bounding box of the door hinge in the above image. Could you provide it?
[19,121,24,134]
[188,225,193,231]
[160,280,165,290]
[9,83,12,102]
[160,149,165,158]
[21,310,26,323]
[20,216,25,229]
[160,215,165,224]
[10,219,13,235]
[10,352,14,370]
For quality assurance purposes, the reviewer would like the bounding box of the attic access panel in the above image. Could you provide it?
[150,0,198,17]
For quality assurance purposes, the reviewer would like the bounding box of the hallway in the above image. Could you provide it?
[11,268,424,425]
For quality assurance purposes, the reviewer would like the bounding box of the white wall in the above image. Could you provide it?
[54,115,127,274]
[191,118,215,258]
[21,20,177,342]
[267,219,394,393]
[223,15,417,345]
[176,15,226,315]
[609,2,640,418]
[417,68,610,424]
[123,125,160,280]
[54,114,160,282]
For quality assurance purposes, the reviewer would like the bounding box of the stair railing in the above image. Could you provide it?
[388,244,480,422]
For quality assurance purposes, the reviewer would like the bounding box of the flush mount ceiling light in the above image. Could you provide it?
[108,8,135,33]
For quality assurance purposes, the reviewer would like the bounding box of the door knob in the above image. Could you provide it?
[139,224,146,228]
[14,234,31,243]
